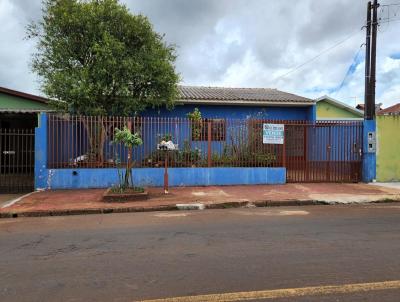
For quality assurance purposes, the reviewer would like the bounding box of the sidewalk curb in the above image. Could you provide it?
[1,198,400,219]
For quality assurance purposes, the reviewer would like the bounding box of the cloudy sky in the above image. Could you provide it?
[0,0,399,107]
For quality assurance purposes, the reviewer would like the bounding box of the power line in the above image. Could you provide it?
[379,2,400,6]
[273,13,399,83]
[273,28,364,82]
[272,4,399,83]
[336,46,364,93]
[379,17,400,21]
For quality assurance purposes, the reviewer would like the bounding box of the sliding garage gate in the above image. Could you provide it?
[285,121,363,183]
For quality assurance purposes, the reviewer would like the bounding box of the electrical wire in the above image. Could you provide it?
[273,28,364,82]
[336,46,364,93]
[273,14,399,82]
[271,3,399,83]
[380,3,400,7]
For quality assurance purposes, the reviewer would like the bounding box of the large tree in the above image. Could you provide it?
[27,0,180,116]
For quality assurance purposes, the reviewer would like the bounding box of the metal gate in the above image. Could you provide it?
[285,121,363,183]
[0,129,35,193]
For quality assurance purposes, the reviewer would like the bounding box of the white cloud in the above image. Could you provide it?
[0,0,38,94]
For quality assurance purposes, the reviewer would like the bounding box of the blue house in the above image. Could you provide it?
[144,85,316,121]
[34,85,324,189]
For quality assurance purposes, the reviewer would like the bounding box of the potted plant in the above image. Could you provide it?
[103,126,148,202]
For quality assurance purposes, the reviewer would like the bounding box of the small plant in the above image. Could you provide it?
[187,108,202,140]
[158,133,173,142]
[113,126,143,190]
[179,140,202,166]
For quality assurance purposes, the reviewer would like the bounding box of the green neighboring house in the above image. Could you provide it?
[0,87,51,193]
[376,103,400,182]
[0,86,50,129]
[316,96,400,182]
[316,95,363,120]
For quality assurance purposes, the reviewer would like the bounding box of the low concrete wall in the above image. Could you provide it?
[41,167,286,189]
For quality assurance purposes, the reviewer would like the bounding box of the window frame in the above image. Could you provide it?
[191,118,226,142]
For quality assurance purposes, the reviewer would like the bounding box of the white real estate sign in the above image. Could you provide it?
[263,123,285,144]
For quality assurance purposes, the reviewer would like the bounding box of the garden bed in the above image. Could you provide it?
[103,187,148,203]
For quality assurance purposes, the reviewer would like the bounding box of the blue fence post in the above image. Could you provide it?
[362,119,376,182]
[35,113,48,190]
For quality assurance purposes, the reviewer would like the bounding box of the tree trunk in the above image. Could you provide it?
[81,116,108,166]
[124,147,133,188]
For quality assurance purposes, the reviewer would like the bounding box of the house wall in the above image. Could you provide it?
[46,104,315,167]
[47,104,316,168]
[377,116,400,182]
[143,104,316,121]
[0,92,49,110]
[316,100,360,119]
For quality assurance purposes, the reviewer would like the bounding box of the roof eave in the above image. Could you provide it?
[0,109,54,113]
[0,87,49,104]
[316,96,363,117]
[177,99,315,107]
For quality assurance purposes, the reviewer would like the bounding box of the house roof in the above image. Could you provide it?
[177,85,314,106]
[0,86,49,104]
[0,108,53,113]
[316,95,363,117]
[356,103,383,112]
[356,104,365,110]
[378,103,400,115]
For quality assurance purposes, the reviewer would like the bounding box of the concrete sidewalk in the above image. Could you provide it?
[0,194,24,208]
[1,183,400,218]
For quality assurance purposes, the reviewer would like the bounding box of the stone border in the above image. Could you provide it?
[1,198,399,219]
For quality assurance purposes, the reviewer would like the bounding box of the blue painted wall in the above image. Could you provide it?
[35,113,48,189]
[143,104,316,121]
[43,167,286,189]
[45,103,316,168]
[362,119,376,182]
[47,104,316,169]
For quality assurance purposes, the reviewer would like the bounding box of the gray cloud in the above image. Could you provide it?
[297,0,365,47]
[0,0,398,107]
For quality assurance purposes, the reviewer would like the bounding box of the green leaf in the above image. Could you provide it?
[28,0,180,116]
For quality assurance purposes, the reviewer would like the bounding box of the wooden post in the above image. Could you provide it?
[207,121,212,167]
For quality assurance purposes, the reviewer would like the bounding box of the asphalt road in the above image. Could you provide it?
[1,204,400,301]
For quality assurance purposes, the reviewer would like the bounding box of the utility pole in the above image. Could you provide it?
[364,0,379,120]
[364,1,372,119]
[362,0,378,183]
[370,0,379,119]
